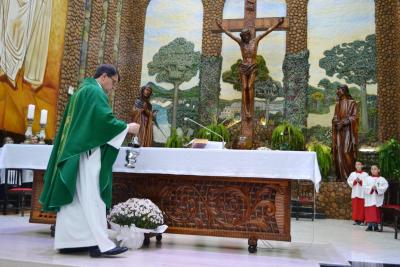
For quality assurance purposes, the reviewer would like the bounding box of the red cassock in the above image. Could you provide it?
[364,205,381,224]
[352,197,365,221]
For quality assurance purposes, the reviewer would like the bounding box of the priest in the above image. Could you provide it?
[39,64,140,257]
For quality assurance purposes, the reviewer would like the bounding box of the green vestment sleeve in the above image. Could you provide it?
[39,78,127,211]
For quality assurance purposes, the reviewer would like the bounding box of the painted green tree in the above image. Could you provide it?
[311,91,325,111]
[148,38,200,131]
[318,78,341,104]
[319,34,376,133]
[222,55,282,122]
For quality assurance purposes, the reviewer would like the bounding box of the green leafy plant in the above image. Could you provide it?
[306,141,332,180]
[378,138,400,181]
[271,122,305,151]
[165,128,184,148]
[196,123,230,143]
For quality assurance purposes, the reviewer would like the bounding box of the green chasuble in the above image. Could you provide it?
[39,78,127,212]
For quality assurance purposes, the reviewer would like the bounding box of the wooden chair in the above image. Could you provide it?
[380,182,400,239]
[1,169,32,216]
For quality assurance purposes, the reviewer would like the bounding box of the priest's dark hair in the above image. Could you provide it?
[93,64,120,82]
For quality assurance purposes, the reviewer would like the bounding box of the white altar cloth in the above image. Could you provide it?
[0,144,321,191]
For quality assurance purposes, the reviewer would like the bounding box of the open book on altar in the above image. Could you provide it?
[186,139,225,149]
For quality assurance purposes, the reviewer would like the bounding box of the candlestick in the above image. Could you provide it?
[38,124,46,144]
[24,118,33,144]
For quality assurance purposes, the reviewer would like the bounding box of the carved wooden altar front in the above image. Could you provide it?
[30,171,291,251]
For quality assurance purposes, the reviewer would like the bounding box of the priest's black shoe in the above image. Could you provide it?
[89,246,128,258]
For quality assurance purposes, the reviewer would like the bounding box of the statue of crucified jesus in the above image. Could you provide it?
[216,17,284,120]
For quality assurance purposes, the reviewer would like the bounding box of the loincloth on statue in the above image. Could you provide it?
[239,63,258,76]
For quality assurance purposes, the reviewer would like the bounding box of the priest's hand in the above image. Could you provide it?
[127,123,140,135]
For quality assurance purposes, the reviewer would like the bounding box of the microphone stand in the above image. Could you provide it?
[184,117,225,149]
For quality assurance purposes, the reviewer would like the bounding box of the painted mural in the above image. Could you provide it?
[0,0,67,140]
[141,0,376,146]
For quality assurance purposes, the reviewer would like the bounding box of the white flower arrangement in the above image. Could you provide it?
[107,198,167,249]
[108,198,164,229]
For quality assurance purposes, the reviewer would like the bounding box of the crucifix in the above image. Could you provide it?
[213,0,289,148]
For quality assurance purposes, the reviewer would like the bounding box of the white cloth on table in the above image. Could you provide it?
[55,126,128,252]
[0,145,322,192]
[114,148,322,191]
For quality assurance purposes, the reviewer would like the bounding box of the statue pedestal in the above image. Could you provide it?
[232,135,253,150]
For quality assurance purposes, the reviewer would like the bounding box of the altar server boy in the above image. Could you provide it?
[347,161,368,225]
[363,165,388,231]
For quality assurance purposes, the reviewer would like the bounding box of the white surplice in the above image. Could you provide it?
[363,176,389,207]
[347,171,368,199]
[54,127,128,252]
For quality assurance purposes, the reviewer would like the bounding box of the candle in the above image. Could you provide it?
[40,109,48,125]
[27,104,35,120]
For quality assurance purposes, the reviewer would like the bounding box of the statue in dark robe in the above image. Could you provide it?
[332,85,359,181]
[132,83,157,147]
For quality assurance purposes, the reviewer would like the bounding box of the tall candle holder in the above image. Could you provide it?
[38,123,46,144]
[24,118,33,144]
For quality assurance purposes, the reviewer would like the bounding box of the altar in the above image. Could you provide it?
[0,144,321,252]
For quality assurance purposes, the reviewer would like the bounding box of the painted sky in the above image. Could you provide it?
[141,0,203,91]
[141,0,375,99]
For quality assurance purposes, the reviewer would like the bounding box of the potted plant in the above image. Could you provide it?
[271,122,305,151]
[107,198,167,249]
[165,128,184,148]
[306,140,332,181]
[378,138,400,181]
[196,123,230,142]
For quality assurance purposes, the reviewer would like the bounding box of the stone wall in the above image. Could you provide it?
[85,0,104,78]
[285,0,308,54]
[103,0,117,65]
[56,0,86,127]
[376,0,400,142]
[316,182,352,220]
[283,0,309,128]
[113,0,148,122]
[292,181,352,220]
[57,0,147,126]
[118,0,150,121]
[198,0,225,125]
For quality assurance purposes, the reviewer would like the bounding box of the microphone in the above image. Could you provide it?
[184,117,225,149]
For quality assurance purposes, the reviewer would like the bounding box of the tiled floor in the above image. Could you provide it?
[0,215,398,267]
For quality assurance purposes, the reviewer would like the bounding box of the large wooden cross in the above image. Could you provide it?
[212,0,289,148]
